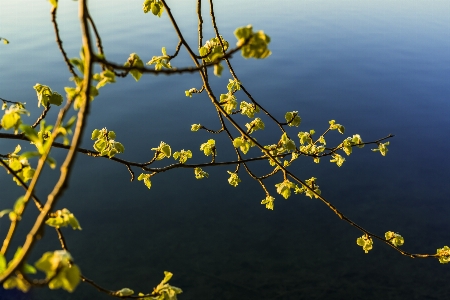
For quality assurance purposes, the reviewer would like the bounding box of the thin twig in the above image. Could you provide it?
[51,5,77,78]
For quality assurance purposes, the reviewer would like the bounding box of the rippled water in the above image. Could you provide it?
[1,1,450,299]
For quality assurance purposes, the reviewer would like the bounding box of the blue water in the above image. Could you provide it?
[1,0,450,299]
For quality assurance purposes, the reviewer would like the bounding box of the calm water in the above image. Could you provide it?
[1,1,450,299]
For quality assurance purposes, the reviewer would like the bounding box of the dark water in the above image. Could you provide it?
[1,0,450,299]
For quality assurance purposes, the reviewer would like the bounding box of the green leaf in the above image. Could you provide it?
[9,159,22,171]
[1,103,28,132]
[68,214,82,230]
[13,144,21,154]
[46,217,65,228]
[94,139,106,152]
[245,117,265,134]
[437,246,450,264]
[91,129,100,140]
[152,141,171,160]
[261,196,275,210]
[173,149,192,164]
[124,53,144,81]
[240,101,260,118]
[114,142,125,154]
[3,276,30,292]
[234,25,271,59]
[219,93,237,114]
[280,133,296,152]
[62,265,81,292]
[191,124,201,131]
[143,0,152,13]
[275,180,295,199]
[1,113,20,130]
[20,125,40,144]
[194,167,208,179]
[356,235,373,253]
[116,288,135,296]
[35,252,56,275]
[227,171,241,187]
[33,83,51,107]
[70,58,84,74]
[214,63,224,77]
[0,209,12,218]
[143,178,151,189]
[285,111,301,127]
[385,231,404,247]
[330,153,345,167]
[200,139,216,156]
[49,92,63,106]
[138,173,152,189]
[1,37,9,44]
[22,263,37,275]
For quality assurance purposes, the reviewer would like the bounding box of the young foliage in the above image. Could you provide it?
[147,47,172,70]
[152,141,172,160]
[227,79,241,93]
[200,139,216,156]
[275,180,296,199]
[385,231,404,247]
[240,101,260,118]
[91,128,125,158]
[2,247,37,292]
[261,195,275,210]
[356,235,374,253]
[372,141,390,156]
[191,124,201,131]
[245,117,264,134]
[194,167,208,179]
[279,132,296,152]
[4,145,36,185]
[35,251,81,292]
[437,246,450,264]
[329,119,345,134]
[219,93,237,114]
[33,84,63,108]
[234,25,271,59]
[1,103,29,133]
[138,173,152,189]
[143,0,164,17]
[285,111,301,127]
[115,288,134,297]
[124,53,144,81]
[227,171,241,187]
[330,153,345,167]
[139,271,182,300]
[233,136,254,154]
[295,177,321,199]
[46,208,82,230]
[199,36,229,76]
[173,149,192,164]
[93,70,116,89]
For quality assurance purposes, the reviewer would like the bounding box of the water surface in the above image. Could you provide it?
[1,1,450,299]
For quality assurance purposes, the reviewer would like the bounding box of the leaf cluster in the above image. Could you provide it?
[234,25,271,59]
[91,128,125,158]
